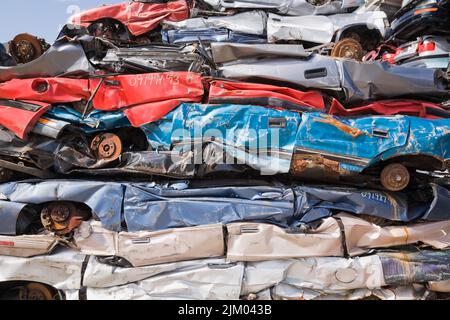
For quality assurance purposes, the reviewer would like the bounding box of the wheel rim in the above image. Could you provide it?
[90,133,123,161]
[41,202,91,235]
[10,34,43,64]
[331,38,364,61]
[380,163,410,191]
[19,283,54,300]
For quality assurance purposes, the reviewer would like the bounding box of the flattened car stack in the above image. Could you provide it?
[0,0,450,300]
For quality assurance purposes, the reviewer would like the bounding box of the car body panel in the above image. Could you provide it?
[69,0,189,36]
[329,99,450,119]
[267,10,387,44]
[1,180,450,238]
[73,221,225,267]
[226,215,450,261]
[0,38,94,83]
[0,234,58,258]
[294,112,410,169]
[0,100,51,139]
[201,0,365,16]
[207,79,327,112]
[162,28,268,44]
[212,43,450,105]
[163,10,267,36]
[388,0,450,41]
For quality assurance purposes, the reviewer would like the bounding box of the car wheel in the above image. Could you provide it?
[90,133,123,161]
[380,163,410,192]
[9,33,43,64]
[19,283,56,300]
[41,202,91,235]
[331,38,364,61]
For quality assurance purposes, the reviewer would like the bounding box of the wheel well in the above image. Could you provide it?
[87,18,130,39]
[335,25,383,51]
[370,155,445,172]
[0,281,63,300]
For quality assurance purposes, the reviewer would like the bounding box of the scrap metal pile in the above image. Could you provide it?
[1,0,450,300]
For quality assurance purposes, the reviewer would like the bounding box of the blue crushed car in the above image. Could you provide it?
[1,103,449,191]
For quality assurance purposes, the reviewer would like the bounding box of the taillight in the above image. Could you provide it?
[418,41,436,53]
[414,7,438,15]
[382,53,396,64]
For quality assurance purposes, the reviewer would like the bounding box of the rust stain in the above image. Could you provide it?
[290,154,340,178]
[315,115,367,138]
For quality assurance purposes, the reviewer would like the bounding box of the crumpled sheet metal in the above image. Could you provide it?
[329,99,450,119]
[0,201,27,235]
[163,11,267,35]
[201,0,364,16]
[83,260,245,300]
[2,180,450,234]
[341,214,450,256]
[99,45,209,74]
[211,43,310,63]
[0,100,52,139]
[0,39,94,83]
[1,247,448,300]
[69,0,189,37]
[266,11,387,43]
[268,284,429,300]
[74,221,225,267]
[242,249,450,297]
[82,256,233,288]
[212,43,450,104]
[241,254,385,295]
[294,184,450,223]
[0,248,84,290]
[0,180,124,232]
[0,234,58,257]
[226,214,450,261]
[207,79,327,111]
[162,28,268,44]
[123,183,295,232]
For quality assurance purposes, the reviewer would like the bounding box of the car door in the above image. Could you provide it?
[294,112,410,169]
[170,103,302,173]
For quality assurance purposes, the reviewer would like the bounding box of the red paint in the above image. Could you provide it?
[0,241,14,247]
[0,101,51,139]
[91,72,204,112]
[70,0,189,36]
[329,99,446,119]
[0,72,204,135]
[207,80,326,111]
[0,78,90,103]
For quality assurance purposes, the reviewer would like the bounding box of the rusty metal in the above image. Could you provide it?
[9,34,44,64]
[331,38,364,61]
[380,163,410,191]
[40,202,91,235]
[315,115,367,138]
[19,283,55,300]
[90,133,123,161]
[290,153,341,179]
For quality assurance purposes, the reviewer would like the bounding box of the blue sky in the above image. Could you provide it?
[0,0,120,42]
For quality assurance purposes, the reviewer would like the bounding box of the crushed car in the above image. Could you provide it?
[212,43,450,105]
[386,0,450,42]
[0,34,49,67]
[1,74,450,190]
[364,36,450,69]
[66,0,190,43]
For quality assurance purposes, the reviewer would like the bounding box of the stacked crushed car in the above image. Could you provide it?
[0,0,450,300]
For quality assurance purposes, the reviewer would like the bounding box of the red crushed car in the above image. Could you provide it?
[69,0,189,41]
[0,72,204,138]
